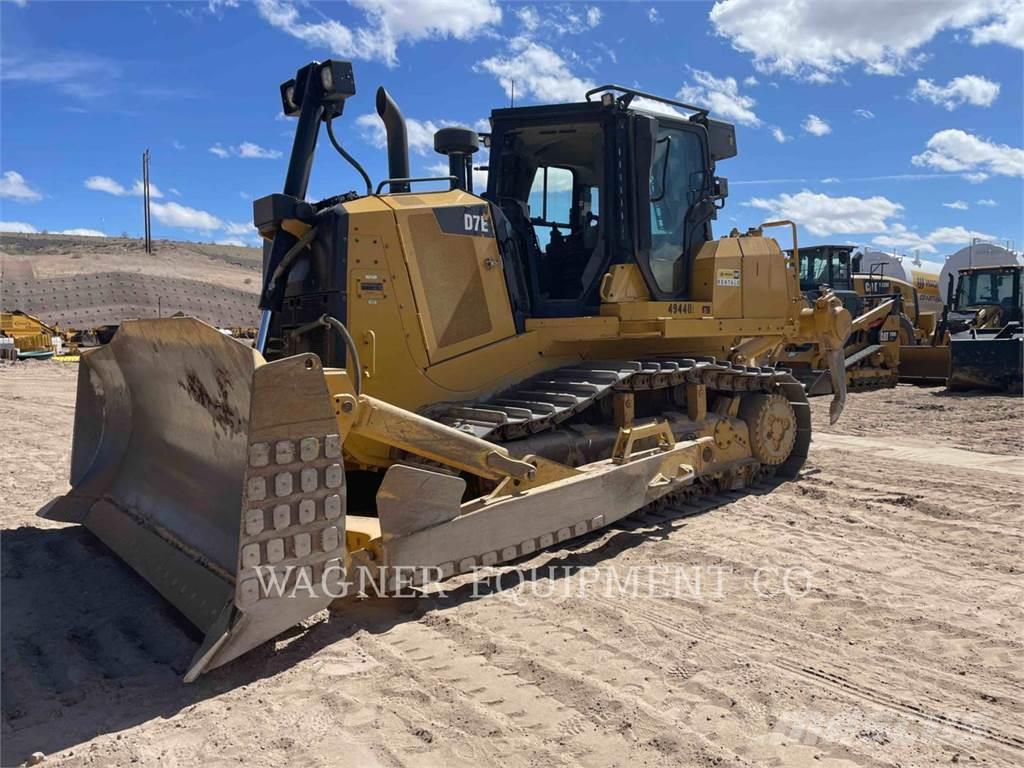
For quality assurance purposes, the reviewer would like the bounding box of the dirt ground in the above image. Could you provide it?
[0,233,262,294]
[1,363,1022,768]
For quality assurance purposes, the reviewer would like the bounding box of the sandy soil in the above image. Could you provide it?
[1,363,1022,768]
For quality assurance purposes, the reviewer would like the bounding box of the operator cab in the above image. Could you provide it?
[954,266,1023,322]
[795,245,855,293]
[484,87,734,320]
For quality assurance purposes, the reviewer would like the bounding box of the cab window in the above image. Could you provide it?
[528,166,573,249]
[647,125,706,294]
[957,271,1019,310]
[832,252,850,285]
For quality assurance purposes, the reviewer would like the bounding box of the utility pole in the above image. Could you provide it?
[142,149,152,253]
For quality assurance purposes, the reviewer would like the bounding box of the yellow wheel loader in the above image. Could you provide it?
[44,60,851,680]
[945,265,1023,391]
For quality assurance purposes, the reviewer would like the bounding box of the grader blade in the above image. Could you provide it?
[41,318,348,680]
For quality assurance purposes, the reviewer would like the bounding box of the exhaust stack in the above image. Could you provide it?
[375,87,410,193]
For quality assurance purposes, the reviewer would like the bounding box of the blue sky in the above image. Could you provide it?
[1,0,1021,267]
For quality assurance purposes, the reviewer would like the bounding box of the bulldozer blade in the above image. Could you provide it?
[42,318,348,680]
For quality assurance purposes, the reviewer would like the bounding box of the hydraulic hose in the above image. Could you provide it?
[265,225,319,296]
[320,314,362,396]
[326,117,372,197]
[293,314,362,395]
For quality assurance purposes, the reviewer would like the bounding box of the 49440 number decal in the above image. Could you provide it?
[667,302,713,315]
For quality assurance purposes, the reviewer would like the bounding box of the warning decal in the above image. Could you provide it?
[717,268,741,287]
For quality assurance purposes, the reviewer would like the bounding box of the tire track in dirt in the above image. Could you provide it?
[607,489,1024,706]
[588,594,1024,757]
[416,602,864,767]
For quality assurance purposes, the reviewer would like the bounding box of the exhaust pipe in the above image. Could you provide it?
[375,87,410,193]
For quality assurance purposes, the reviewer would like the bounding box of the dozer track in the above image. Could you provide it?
[431,357,811,478]
[435,358,796,432]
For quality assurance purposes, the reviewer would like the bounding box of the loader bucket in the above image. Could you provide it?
[42,318,349,680]
[948,328,1024,392]
[898,344,951,382]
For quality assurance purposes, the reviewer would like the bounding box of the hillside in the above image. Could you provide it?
[0,233,263,329]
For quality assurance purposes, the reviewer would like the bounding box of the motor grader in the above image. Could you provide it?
[44,60,850,680]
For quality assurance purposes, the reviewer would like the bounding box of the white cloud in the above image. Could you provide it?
[0,221,37,233]
[969,0,1024,47]
[802,114,831,136]
[476,37,594,103]
[0,222,106,237]
[209,142,282,159]
[150,201,224,231]
[708,0,1022,82]
[356,113,447,155]
[58,228,106,237]
[84,175,164,198]
[821,177,840,184]
[513,3,600,35]
[771,127,790,143]
[743,75,758,87]
[172,140,186,151]
[0,170,42,202]
[516,5,540,31]
[911,74,1000,110]
[648,7,662,24]
[215,238,249,247]
[169,187,181,196]
[0,51,120,100]
[872,222,998,254]
[223,221,254,235]
[84,176,128,195]
[977,198,998,207]
[746,190,903,237]
[255,0,502,67]
[912,129,1023,177]
[928,225,998,243]
[943,200,969,210]
[236,142,283,159]
[677,68,760,127]
[854,108,875,119]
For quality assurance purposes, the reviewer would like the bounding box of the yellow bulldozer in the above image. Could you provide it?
[775,245,919,393]
[44,60,851,680]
